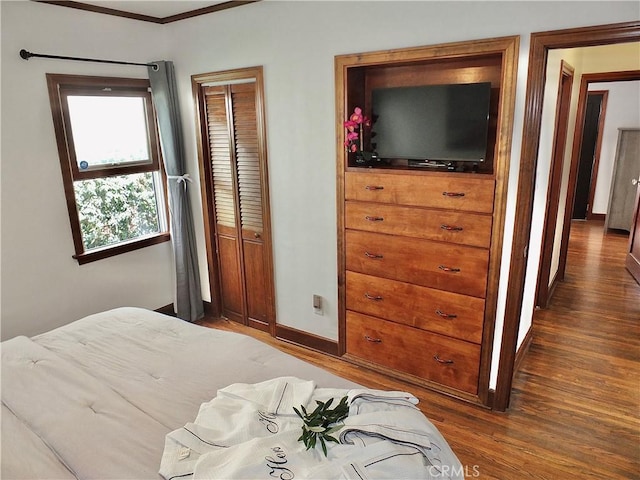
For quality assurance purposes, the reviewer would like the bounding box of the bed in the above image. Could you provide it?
[1,307,462,479]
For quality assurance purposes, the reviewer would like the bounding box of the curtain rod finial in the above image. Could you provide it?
[20,49,32,60]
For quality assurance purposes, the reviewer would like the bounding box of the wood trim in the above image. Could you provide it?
[191,76,222,320]
[155,304,176,316]
[535,60,574,309]
[591,213,606,221]
[547,267,560,302]
[495,20,640,412]
[586,91,609,220]
[161,1,260,23]
[34,1,260,24]
[73,233,170,265]
[157,301,215,317]
[275,324,339,357]
[513,326,534,377]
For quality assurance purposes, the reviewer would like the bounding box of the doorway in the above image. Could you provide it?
[556,71,640,284]
[494,22,640,412]
[535,60,574,308]
[572,91,607,221]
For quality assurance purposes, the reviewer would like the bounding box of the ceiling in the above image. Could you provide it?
[36,1,260,23]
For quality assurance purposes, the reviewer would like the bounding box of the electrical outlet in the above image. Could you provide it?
[313,294,323,315]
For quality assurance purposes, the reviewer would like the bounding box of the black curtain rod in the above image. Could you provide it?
[19,49,159,70]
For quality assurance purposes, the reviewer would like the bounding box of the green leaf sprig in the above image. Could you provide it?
[293,396,349,456]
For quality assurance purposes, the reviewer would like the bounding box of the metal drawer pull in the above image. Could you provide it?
[365,251,384,259]
[365,215,384,222]
[364,293,383,301]
[440,224,463,231]
[365,335,382,343]
[433,354,454,365]
[442,191,465,197]
[365,185,384,191]
[438,265,461,273]
[435,309,457,319]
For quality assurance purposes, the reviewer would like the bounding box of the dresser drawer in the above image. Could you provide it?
[346,311,480,394]
[345,171,495,213]
[346,230,489,298]
[346,271,484,343]
[345,201,492,248]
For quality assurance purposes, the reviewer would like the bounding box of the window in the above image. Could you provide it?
[47,74,169,264]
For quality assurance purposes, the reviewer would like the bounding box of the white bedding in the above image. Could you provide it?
[1,307,358,479]
[1,307,462,479]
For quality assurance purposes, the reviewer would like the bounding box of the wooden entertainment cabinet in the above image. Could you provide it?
[335,36,519,407]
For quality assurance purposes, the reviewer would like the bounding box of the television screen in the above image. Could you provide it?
[371,82,492,163]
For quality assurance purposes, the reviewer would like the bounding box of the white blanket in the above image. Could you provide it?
[160,377,464,480]
[2,307,359,479]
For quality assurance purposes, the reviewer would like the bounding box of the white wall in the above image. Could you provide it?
[0,1,174,340]
[589,80,640,214]
[2,1,638,389]
[517,42,640,353]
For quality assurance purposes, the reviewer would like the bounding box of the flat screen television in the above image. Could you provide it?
[371,82,492,164]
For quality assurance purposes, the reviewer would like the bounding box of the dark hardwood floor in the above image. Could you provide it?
[200,220,639,479]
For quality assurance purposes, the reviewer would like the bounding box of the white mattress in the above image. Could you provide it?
[1,307,359,479]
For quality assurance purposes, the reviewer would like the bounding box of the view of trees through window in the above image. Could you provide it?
[74,173,162,250]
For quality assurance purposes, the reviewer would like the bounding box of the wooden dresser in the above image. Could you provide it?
[335,36,518,406]
[343,170,494,395]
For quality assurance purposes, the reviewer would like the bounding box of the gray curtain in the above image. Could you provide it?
[148,61,204,322]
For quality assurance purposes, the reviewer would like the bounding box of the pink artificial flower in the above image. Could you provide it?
[350,112,363,124]
[344,120,357,132]
[350,144,358,152]
[350,106,364,124]
[347,131,359,141]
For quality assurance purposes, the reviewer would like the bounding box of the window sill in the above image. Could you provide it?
[73,232,171,265]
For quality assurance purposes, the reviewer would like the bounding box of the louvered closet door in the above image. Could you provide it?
[204,86,244,321]
[231,83,270,326]
[203,82,272,331]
